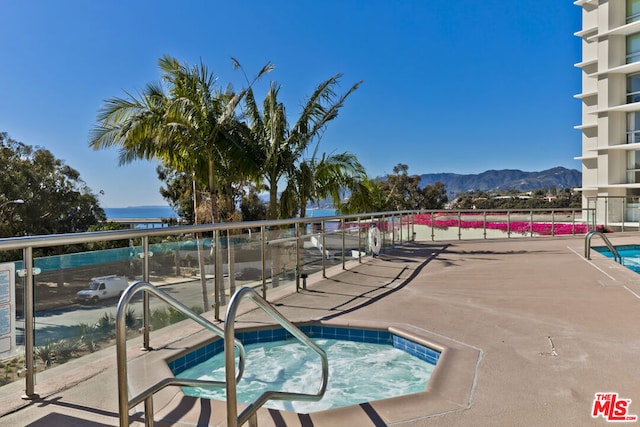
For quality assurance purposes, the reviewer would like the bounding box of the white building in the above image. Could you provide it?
[576,0,640,226]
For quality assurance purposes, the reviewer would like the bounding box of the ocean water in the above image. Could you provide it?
[105,206,336,220]
[306,208,337,218]
[104,205,178,219]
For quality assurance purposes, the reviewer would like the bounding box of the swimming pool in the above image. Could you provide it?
[593,244,640,273]
[168,324,440,413]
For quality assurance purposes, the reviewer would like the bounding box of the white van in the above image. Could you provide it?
[76,275,129,303]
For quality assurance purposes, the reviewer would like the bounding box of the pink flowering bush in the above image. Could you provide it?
[413,213,590,236]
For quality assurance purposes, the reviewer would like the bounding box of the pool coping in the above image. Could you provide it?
[128,318,482,426]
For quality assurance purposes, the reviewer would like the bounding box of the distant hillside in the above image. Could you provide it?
[418,167,581,197]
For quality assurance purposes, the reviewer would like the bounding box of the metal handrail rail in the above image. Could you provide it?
[5,208,591,402]
[0,208,589,251]
[224,287,329,427]
[0,210,420,251]
[584,231,622,263]
[116,281,247,427]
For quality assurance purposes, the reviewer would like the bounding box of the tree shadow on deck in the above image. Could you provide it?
[273,242,450,321]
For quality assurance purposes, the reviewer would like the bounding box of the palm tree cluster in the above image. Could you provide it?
[89,55,366,223]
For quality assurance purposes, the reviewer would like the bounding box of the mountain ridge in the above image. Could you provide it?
[418,167,581,197]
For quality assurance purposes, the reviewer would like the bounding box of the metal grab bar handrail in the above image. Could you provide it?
[584,231,622,263]
[116,281,247,427]
[224,287,329,427]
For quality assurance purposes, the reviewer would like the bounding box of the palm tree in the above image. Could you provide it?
[89,55,272,311]
[242,75,362,219]
[153,55,272,223]
[338,177,387,214]
[90,54,272,223]
[89,79,169,164]
[280,145,366,218]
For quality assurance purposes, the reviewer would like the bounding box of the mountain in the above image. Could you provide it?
[418,167,581,197]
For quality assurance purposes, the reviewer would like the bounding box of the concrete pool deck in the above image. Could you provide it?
[1,234,640,426]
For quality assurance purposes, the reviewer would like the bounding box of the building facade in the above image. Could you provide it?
[576,0,640,225]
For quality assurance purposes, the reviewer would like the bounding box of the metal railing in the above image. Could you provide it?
[584,231,622,264]
[419,208,591,240]
[115,281,247,427]
[224,287,328,427]
[0,207,594,406]
[115,283,327,427]
[1,211,409,402]
[586,196,640,231]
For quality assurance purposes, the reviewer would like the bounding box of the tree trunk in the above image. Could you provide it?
[269,177,279,220]
[300,196,307,218]
[208,157,218,223]
[193,171,209,311]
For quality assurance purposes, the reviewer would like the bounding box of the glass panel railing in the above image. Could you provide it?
[264,224,297,294]
[411,210,587,242]
[23,241,136,383]
[227,228,263,297]
[0,208,591,392]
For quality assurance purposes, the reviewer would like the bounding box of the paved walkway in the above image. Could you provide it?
[1,235,640,426]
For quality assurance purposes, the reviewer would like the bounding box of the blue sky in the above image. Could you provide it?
[0,1,581,207]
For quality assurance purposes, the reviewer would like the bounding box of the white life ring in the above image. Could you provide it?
[368,226,382,255]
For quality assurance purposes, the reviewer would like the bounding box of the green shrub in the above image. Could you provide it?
[96,312,115,340]
[54,339,77,361]
[35,340,57,366]
[150,307,170,330]
[125,307,138,329]
[149,305,203,330]
[77,322,98,353]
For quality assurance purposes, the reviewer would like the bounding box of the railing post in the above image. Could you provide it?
[144,396,154,427]
[530,210,534,237]
[116,285,129,427]
[483,211,487,239]
[572,209,576,235]
[228,229,236,297]
[507,211,511,238]
[142,236,151,350]
[214,230,221,320]
[406,213,409,243]
[195,232,209,315]
[381,214,386,251]
[431,212,435,241]
[295,222,300,291]
[341,218,346,270]
[370,215,375,251]
[551,210,556,236]
[412,212,415,240]
[21,246,38,400]
[457,211,462,240]
[209,230,220,320]
[358,217,362,263]
[392,215,396,246]
[322,220,326,278]
[261,226,267,299]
